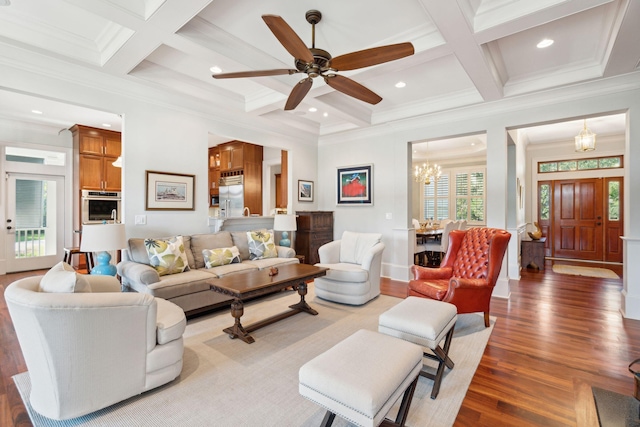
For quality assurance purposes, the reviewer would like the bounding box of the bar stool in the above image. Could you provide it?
[63,247,94,272]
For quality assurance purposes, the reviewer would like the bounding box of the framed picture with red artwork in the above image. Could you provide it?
[336,164,373,205]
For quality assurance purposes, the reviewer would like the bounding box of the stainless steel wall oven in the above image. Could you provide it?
[81,190,121,224]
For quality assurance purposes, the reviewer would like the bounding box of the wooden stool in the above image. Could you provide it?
[379,297,457,399]
[299,329,423,427]
[63,247,94,272]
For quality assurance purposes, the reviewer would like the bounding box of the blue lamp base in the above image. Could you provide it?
[279,231,291,247]
[90,251,117,276]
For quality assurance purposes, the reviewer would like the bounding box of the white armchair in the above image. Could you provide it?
[314,231,385,305]
[5,268,186,421]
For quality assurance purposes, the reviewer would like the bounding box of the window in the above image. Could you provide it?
[422,174,449,220]
[455,170,485,223]
[539,183,550,220]
[608,180,620,221]
[5,147,66,166]
[539,155,622,173]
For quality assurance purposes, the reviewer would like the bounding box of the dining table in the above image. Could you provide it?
[415,228,444,267]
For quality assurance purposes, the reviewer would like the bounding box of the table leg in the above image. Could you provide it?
[223,299,255,344]
[289,282,318,315]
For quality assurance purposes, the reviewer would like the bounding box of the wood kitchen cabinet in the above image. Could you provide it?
[213,140,263,215]
[295,211,334,265]
[72,125,121,191]
[219,142,244,171]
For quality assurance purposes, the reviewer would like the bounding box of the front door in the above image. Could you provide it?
[5,174,65,272]
[551,177,622,262]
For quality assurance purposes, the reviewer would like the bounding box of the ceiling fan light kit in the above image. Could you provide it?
[212,10,414,110]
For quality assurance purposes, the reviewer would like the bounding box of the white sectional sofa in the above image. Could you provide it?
[117,230,299,315]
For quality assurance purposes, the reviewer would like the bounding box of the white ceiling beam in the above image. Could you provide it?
[603,0,640,77]
[419,0,503,101]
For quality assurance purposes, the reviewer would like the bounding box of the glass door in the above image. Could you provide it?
[5,174,65,272]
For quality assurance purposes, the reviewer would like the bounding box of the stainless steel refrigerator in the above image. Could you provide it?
[219,175,244,217]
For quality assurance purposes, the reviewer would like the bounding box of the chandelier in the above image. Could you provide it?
[575,119,596,152]
[414,161,441,185]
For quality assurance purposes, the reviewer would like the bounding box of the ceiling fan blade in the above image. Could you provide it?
[262,15,314,63]
[212,69,298,79]
[330,42,415,71]
[324,74,382,105]
[285,77,313,110]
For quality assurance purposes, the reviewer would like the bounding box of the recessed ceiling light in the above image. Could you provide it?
[395,81,406,88]
[537,39,554,48]
[308,107,317,112]
[323,112,328,117]
[31,110,43,115]
[210,66,222,74]
[102,123,111,127]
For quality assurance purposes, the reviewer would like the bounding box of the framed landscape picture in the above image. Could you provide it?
[298,180,314,202]
[337,164,373,205]
[146,170,195,211]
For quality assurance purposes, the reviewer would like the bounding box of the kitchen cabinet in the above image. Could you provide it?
[213,141,263,215]
[220,142,244,171]
[295,211,334,265]
[72,125,121,191]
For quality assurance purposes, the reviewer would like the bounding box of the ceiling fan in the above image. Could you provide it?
[212,10,415,110]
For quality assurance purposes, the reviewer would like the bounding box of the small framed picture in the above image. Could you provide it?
[145,170,195,211]
[337,164,373,205]
[298,180,314,202]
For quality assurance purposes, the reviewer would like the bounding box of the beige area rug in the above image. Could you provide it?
[14,285,494,427]
[552,264,620,279]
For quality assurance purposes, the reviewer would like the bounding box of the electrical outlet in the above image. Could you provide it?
[135,215,146,225]
[385,213,392,220]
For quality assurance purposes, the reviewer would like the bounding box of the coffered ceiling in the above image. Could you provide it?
[0,0,637,152]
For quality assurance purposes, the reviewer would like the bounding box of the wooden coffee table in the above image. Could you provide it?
[209,263,328,344]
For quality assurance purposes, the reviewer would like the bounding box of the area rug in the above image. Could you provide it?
[13,285,494,427]
[552,264,620,279]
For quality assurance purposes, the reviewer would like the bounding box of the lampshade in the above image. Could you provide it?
[80,223,127,252]
[80,223,127,275]
[112,156,122,167]
[273,214,297,232]
[273,214,297,248]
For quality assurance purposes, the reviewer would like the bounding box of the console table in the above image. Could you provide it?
[521,237,546,270]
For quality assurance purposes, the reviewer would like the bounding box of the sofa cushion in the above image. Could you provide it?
[230,231,251,261]
[315,262,370,283]
[339,231,382,264]
[190,232,234,269]
[247,230,278,260]
[246,257,299,270]
[202,246,241,268]
[39,261,92,293]
[128,236,194,269]
[145,236,190,276]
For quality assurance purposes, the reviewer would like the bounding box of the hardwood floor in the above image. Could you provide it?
[1,261,638,426]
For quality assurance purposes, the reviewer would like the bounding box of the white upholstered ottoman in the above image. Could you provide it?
[378,297,457,399]
[299,329,423,427]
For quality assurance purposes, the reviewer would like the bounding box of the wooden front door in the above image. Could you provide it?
[551,178,623,262]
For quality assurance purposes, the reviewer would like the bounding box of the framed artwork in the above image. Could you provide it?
[337,164,373,205]
[298,180,314,202]
[145,170,195,211]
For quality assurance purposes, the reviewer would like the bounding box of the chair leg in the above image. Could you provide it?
[484,311,490,327]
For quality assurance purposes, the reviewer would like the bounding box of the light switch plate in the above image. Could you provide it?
[135,215,146,225]
[385,213,392,220]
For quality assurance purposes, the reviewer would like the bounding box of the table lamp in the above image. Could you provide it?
[273,214,297,247]
[80,223,127,275]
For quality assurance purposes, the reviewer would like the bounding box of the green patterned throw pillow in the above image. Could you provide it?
[202,246,241,268]
[145,236,190,276]
[247,230,278,260]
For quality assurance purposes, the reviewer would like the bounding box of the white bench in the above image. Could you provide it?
[299,329,423,427]
[378,297,457,399]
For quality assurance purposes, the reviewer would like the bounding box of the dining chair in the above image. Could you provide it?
[423,220,457,265]
[457,220,467,230]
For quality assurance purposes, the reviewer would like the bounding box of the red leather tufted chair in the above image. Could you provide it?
[408,227,511,327]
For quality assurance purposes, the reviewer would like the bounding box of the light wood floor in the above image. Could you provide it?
[1,260,637,426]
